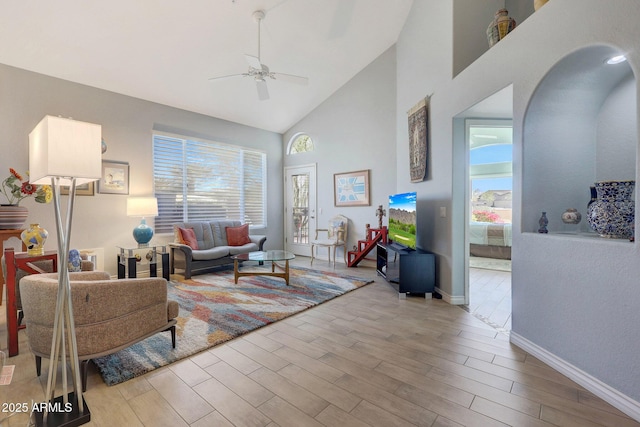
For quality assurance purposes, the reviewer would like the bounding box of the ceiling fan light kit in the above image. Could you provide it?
[209,9,308,101]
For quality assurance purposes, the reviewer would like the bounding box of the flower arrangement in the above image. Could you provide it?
[1,168,53,206]
[472,209,504,223]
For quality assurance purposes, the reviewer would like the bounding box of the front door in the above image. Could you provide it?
[284,164,317,257]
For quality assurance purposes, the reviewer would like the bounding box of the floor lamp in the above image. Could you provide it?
[29,115,102,427]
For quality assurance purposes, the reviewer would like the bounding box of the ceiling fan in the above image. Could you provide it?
[209,9,309,101]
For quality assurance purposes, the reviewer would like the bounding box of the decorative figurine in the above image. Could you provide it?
[365,223,370,240]
[538,211,549,233]
[375,205,386,229]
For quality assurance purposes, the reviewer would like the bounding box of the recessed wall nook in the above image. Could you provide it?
[523,45,637,239]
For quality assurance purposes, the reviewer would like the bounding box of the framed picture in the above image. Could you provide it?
[334,169,370,206]
[98,161,129,195]
[60,182,95,196]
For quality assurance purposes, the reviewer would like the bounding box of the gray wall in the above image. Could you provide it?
[397,0,640,408]
[283,46,397,257]
[0,63,284,276]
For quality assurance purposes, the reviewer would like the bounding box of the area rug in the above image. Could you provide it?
[93,266,373,386]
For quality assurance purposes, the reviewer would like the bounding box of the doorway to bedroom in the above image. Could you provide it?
[466,119,512,332]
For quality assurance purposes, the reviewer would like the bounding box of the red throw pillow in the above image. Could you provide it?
[178,227,199,250]
[226,224,251,246]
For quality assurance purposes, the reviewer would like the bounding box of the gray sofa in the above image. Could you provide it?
[169,220,266,279]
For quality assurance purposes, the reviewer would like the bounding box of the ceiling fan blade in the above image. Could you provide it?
[245,54,262,70]
[208,73,246,81]
[256,79,269,100]
[272,72,309,85]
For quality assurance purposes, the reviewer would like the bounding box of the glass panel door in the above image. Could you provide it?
[284,164,316,257]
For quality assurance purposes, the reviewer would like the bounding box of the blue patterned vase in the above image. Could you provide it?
[587,180,635,239]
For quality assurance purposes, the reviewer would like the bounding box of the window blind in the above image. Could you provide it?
[152,134,267,233]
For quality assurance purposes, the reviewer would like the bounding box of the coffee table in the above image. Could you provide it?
[231,250,295,285]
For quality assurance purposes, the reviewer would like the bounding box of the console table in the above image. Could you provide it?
[0,229,26,305]
[117,245,170,281]
[4,248,58,356]
[377,243,435,298]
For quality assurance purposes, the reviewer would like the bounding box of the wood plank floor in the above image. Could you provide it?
[1,257,638,426]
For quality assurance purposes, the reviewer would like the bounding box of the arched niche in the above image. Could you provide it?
[522,45,637,235]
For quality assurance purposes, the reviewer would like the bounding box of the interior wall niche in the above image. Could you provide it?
[522,45,637,235]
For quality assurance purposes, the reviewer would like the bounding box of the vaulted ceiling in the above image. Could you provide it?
[0,0,414,133]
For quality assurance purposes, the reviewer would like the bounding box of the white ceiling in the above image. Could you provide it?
[0,0,414,133]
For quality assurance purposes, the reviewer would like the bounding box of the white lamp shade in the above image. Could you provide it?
[127,197,159,217]
[29,115,102,186]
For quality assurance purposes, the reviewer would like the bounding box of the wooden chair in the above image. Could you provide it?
[310,215,348,267]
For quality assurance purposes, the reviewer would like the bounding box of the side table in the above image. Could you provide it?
[0,229,26,305]
[4,248,58,356]
[117,245,170,281]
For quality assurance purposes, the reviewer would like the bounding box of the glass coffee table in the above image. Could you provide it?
[231,250,295,285]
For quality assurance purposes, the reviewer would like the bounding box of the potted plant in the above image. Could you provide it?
[0,168,52,229]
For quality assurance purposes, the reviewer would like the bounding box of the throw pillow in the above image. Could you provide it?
[226,224,251,246]
[178,227,199,250]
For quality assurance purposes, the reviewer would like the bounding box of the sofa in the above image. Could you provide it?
[170,220,267,279]
[19,271,179,391]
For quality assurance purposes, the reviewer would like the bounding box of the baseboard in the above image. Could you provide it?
[510,332,640,422]
[435,286,465,305]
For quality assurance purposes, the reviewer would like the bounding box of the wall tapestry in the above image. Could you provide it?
[408,96,430,182]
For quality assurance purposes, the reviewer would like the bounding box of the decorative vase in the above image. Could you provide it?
[21,223,48,255]
[561,208,582,225]
[588,186,597,207]
[486,9,517,48]
[587,180,635,239]
[0,205,29,230]
[538,211,548,233]
[534,0,549,11]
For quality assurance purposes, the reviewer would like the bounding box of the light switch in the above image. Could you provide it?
[440,207,446,218]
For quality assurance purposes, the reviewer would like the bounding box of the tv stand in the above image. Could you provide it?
[376,243,435,299]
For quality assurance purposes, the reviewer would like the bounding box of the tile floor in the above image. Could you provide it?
[1,257,638,426]
[467,265,512,332]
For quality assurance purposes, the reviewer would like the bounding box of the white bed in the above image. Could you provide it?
[469,222,512,259]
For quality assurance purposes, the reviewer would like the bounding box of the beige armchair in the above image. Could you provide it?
[310,215,348,267]
[19,271,179,391]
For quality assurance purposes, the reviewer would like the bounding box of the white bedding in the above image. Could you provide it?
[469,222,512,247]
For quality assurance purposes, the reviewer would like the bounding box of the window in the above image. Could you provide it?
[153,134,267,233]
[287,133,314,154]
[467,121,513,224]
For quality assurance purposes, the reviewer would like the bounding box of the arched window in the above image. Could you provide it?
[287,133,314,154]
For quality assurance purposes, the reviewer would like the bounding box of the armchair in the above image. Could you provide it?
[2,248,95,357]
[19,271,178,391]
[310,215,348,267]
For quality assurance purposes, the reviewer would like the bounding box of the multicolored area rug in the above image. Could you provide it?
[93,266,372,386]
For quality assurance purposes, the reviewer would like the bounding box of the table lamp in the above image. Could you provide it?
[127,197,158,247]
[29,115,101,426]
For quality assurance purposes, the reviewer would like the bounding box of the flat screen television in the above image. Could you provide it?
[388,191,417,250]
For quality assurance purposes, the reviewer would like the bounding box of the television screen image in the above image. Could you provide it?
[388,192,417,249]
